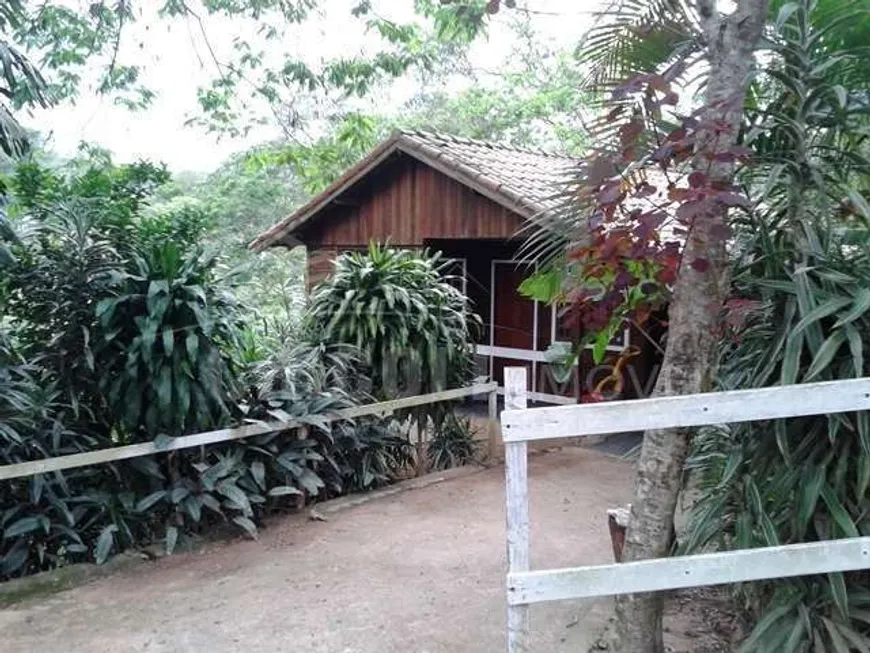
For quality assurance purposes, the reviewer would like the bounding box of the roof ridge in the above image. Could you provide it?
[251,130,579,252]
[396,128,579,160]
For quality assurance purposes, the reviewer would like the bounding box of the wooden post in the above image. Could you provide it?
[414,414,426,477]
[488,385,499,462]
[504,367,530,653]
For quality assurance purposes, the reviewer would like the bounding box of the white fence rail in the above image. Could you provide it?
[0,382,498,482]
[500,368,870,652]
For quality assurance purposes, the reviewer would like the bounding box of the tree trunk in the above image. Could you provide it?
[604,1,770,651]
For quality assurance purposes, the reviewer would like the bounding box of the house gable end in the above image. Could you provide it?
[297,154,528,249]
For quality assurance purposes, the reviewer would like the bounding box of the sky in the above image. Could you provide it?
[21,1,592,174]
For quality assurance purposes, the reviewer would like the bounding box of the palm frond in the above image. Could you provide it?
[0,39,52,156]
[576,0,702,93]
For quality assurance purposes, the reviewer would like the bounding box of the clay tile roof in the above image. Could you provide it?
[249,130,581,252]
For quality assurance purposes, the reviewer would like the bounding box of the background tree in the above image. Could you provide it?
[150,151,308,321]
[681,3,870,649]
[510,0,770,649]
[2,1,490,153]
[0,3,51,156]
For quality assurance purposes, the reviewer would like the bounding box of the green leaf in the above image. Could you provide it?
[858,453,870,502]
[156,365,172,414]
[774,1,800,30]
[216,482,252,516]
[297,412,332,433]
[782,609,806,652]
[3,516,42,539]
[175,371,191,421]
[739,603,794,653]
[185,332,199,362]
[848,189,870,220]
[170,486,190,504]
[251,461,266,490]
[820,483,859,538]
[1,541,29,575]
[162,328,174,356]
[95,297,122,324]
[232,516,258,539]
[837,624,870,653]
[794,270,824,354]
[804,330,846,381]
[136,491,167,512]
[94,524,118,565]
[147,293,170,323]
[592,327,612,365]
[844,324,864,377]
[518,268,563,303]
[295,468,325,495]
[828,572,850,622]
[792,297,852,336]
[182,496,202,523]
[781,332,804,385]
[834,289,870,328]
[267,486,303,497]
[822,616,851,653]
[148,279,169,298]
[165,526,179,555]
[141,322,158,359]
[200,493,223,515]
[797,466,825,533]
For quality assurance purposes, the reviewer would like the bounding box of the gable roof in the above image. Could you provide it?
[249,130,580,251]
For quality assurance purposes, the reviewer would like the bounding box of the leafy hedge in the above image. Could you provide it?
[307,242,481,445]
[0,157,418,580]
[685,225,870,650]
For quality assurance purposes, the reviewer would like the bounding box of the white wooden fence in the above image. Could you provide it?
[0,382,498,482]
[500,367,870,652]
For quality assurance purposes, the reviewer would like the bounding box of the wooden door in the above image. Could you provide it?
[491,262,536,388]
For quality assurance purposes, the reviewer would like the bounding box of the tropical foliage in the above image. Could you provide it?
[308,243,479,402]
[686,223,870,651]
[682,2,870,650]
[5,3,870,652]
[0,156,420,580]
[427,414,478,471]
[3,1,486,146]
[307,243,480,471]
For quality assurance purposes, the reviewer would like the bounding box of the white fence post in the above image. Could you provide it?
[488,385,500,461]
[499,377,870,645]
[504,367,530,653]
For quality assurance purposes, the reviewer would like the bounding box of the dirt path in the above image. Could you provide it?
[0,448,635,653]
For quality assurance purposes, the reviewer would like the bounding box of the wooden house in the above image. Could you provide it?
[251,131,660,402]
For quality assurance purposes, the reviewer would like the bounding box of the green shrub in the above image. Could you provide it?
[307,242,479,400]
[682,3,870,648]
[0,161,419,578]
[331,420,415,491]
[684,223,870,651]
[307,242,480,470]
[428,414,478,471]
[97,241,243,440]
[0,330,130,574]
[2,205,123,422]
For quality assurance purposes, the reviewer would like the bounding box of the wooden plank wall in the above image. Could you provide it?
[300,155,525,248]
[306,246,344,289]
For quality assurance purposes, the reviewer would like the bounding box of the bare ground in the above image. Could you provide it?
[0,448,734,652]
